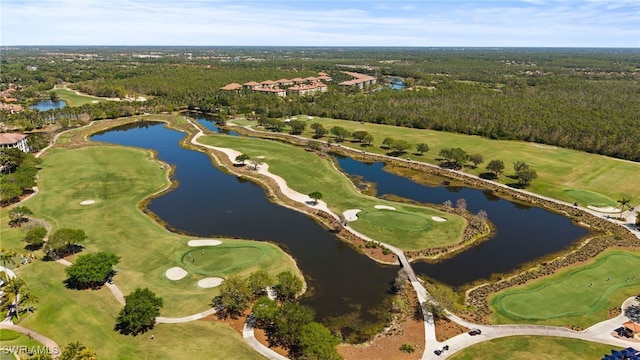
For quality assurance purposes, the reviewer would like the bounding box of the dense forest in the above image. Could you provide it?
[1,47,638,160]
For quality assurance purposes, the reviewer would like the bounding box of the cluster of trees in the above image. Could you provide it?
[0,149,40,205]
[214,270,341,359]
[214,270,303,317]
[4,48,638,161]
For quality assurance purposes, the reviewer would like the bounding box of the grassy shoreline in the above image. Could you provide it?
[233,116,640,207]
[0,119,301,358]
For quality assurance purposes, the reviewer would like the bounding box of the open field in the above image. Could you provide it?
[17,262,265,360]
[50,88,106,107]
[448,336,618,360]
[489,249,640,328]
[198,134,465,250]
[233,117,640,207]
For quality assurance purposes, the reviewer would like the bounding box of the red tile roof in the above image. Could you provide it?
[220,83,243,91]
[0,132,27,145]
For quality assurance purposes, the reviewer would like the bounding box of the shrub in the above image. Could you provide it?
[399,343,415,353]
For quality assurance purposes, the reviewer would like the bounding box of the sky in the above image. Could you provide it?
[1,0,639,47]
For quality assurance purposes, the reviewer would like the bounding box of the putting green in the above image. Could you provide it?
[563,189,617,207]
[359,209,431,231]
[181,245,266,276]
[490,250,640,326]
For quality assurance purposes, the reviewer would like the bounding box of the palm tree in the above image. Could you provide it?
[617,197,631,219]
[19,290,38,314]
[2,277,26,320]
[76,348,98,360]
[0,249,16,268]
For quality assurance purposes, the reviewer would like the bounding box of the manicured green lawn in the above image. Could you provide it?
[181,244,285,277]
[563,189,617,208]
[233,117,640,207]
[17,261,265,360]
[449,336,618,360]
[0,138,299,359]
[50,88,106,107]
[490,249,640,328]
[10,144,299,315]
[0,329,47,359]
[198,134,465,250]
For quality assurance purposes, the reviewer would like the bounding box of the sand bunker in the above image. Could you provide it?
[188,239,222,247]
[374,205,397,210]
[198,277,224,288]
[165,267,188,280]
[431,216,448,222]
[343,209,362,222]
[587,206,620,213]
[80,200,96,205]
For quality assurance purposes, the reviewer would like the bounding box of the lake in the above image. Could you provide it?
[92,121,399,341]
[333,156,589,288]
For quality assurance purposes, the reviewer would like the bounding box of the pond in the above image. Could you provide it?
[333,156,589,288]
[30,99,66,111]
[91,121,399,341]
[184,111,240,136]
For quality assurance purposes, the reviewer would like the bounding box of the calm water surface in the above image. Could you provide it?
[92,122,399,336]
[334,156,589,288]
[30,100,66,111]
[185,111,240,136]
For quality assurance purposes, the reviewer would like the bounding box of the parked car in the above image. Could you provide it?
[434,345,449,355]
[468,328,482,336]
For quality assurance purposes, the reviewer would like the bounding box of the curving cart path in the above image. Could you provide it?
[8,117,637,360]
[0,266,61,359]
[217,120,640,358]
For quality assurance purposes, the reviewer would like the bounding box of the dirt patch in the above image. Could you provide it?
[435,318,468,342]
[339,286,425,360]
[338,317,424,360]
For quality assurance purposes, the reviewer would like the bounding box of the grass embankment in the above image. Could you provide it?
[489,249,640,328]
[449,336,617,360]
[233,116,640,207]
[1,136,298,359]
[50,88,106,107]
[198,134,465,251]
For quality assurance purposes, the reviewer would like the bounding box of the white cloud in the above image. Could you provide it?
[1,0,638,47]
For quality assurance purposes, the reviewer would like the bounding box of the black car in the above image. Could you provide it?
[468,328,482,336]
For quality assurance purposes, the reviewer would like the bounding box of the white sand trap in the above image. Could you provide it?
[91,100,99,103]
[432,216,448,222]
[198,277,224,288]
[587,206,620,213]
[80,199,96,205]
[374,205,397,210]
[343,209,362,222]
[188,239,222,247]
[256,155,266,159]
[165,267,188,280]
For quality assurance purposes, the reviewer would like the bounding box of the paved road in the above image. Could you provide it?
[422,297,640,359]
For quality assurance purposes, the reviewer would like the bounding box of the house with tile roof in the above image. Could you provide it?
[0,133,29,152]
